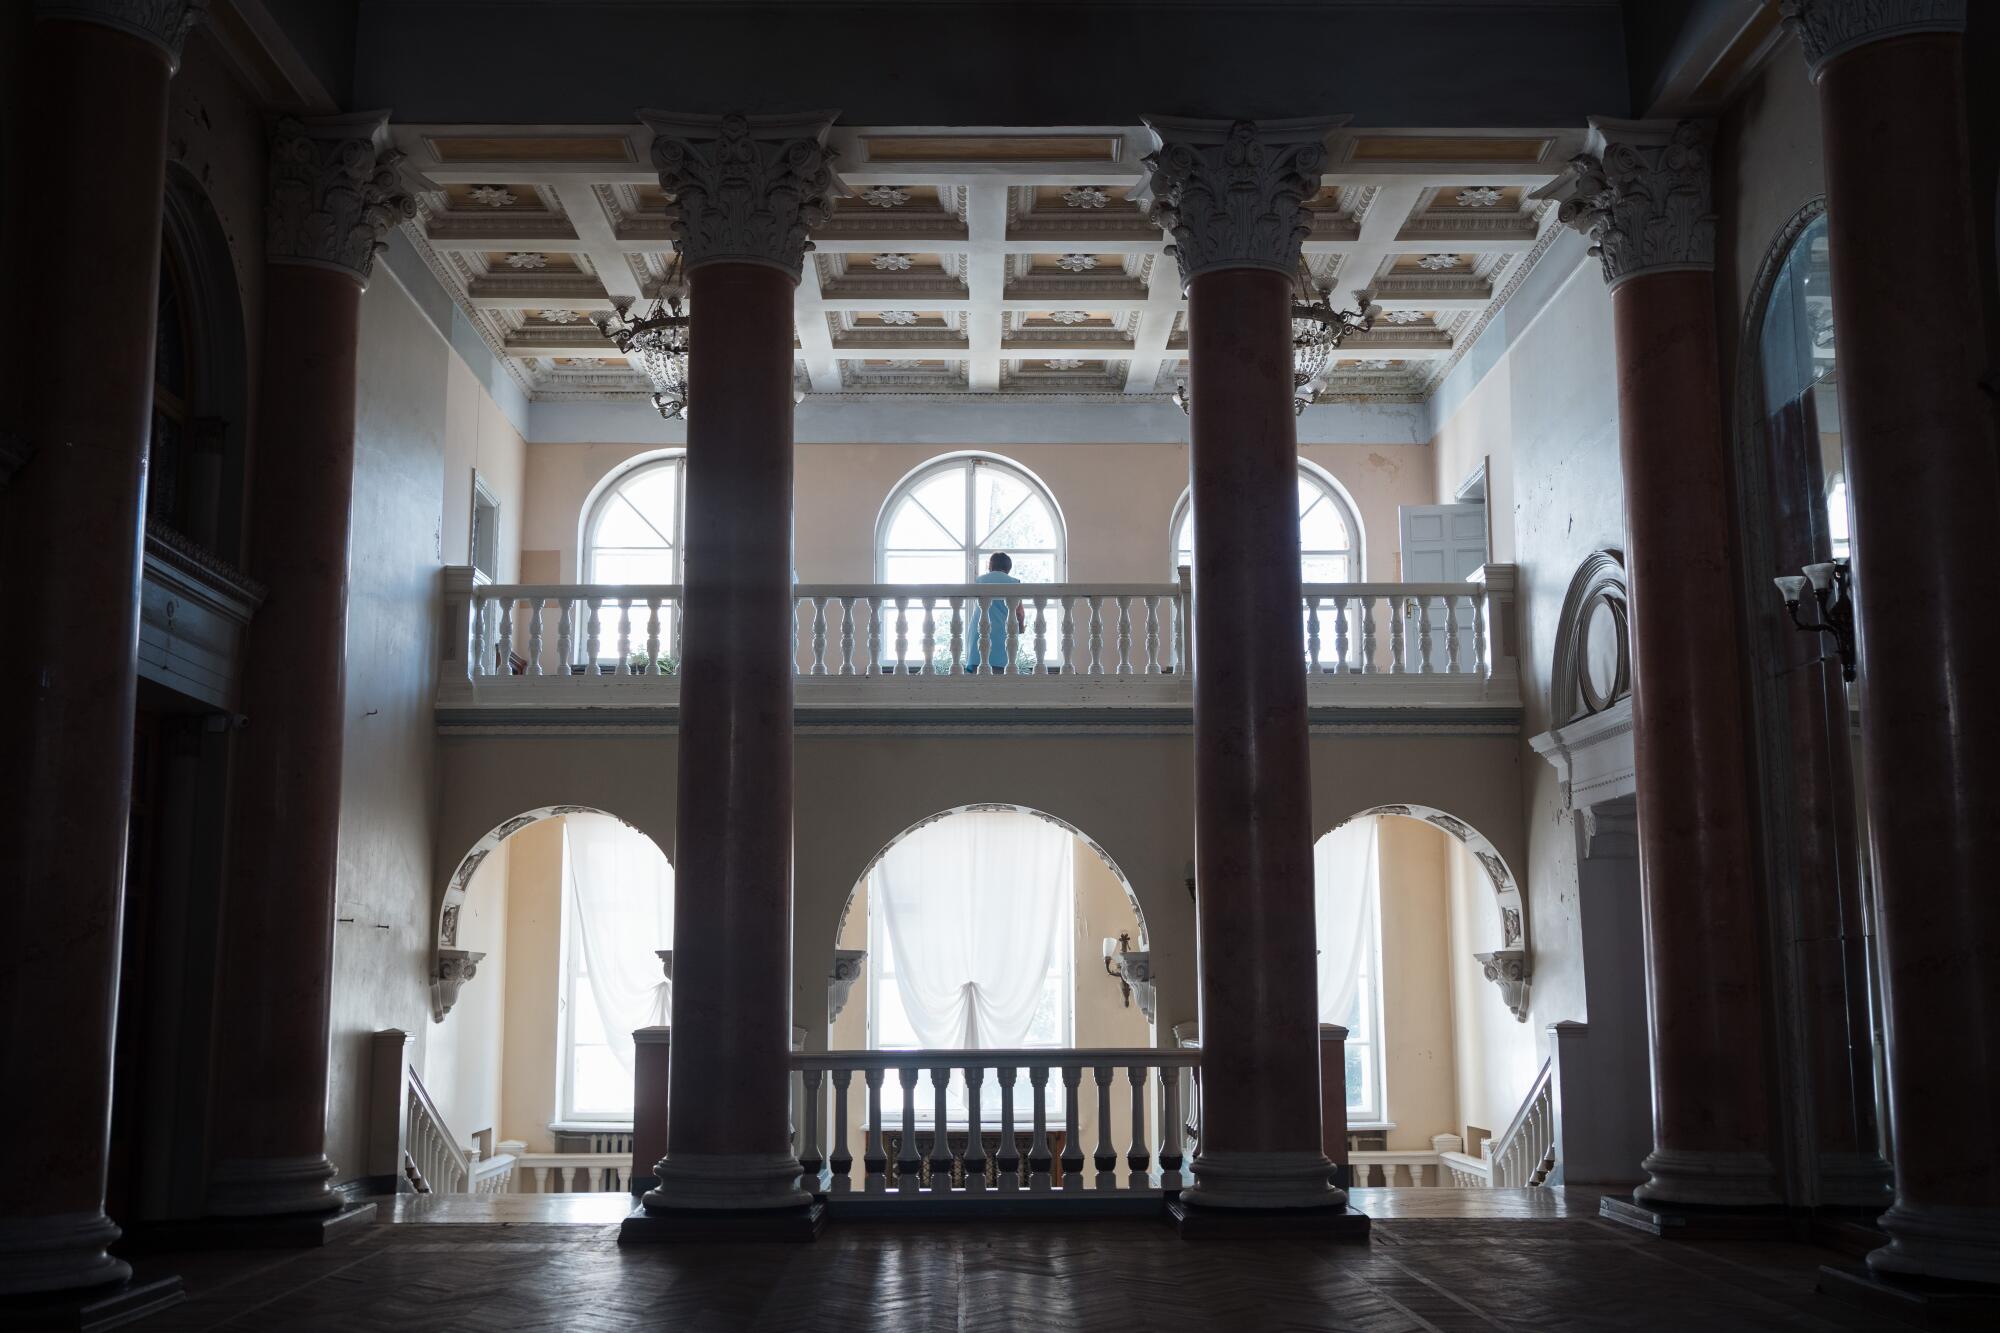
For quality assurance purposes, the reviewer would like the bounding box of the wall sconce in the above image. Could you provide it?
[1773,558,1856,682]
[1103,932,1134,1005]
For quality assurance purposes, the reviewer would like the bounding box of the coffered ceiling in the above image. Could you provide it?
[393,122,1591,408]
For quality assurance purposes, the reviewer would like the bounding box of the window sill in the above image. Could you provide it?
[548,1119,635,1134]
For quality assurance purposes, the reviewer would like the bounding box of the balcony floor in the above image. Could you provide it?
[130,1189,1898,1331]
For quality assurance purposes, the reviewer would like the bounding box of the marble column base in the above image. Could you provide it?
[1816,1151,1895,1209]
[642,1152,812,1212]
[0,1212,128,1297]
[205,1154,340,1217]
[1868,1203,2000,1287]
[1634,1148,1781,1207]
[0,1275,184,1332]
[1181,1150,1347,1210]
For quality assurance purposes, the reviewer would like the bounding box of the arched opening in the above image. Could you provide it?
[430,806,674,1166]
[875,451,1068,583]
[1317,806,1536,1176]
[1169,458,1365,579]
[576,450,688,668]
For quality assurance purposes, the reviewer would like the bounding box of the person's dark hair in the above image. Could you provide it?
[988,552,1013,573]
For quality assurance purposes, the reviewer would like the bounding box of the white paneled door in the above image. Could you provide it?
[1399,503,1488,671]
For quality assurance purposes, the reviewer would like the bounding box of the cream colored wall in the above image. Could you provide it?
[424,839,507,1146]
[443,356,529,582]
[1447,836,1540,1148]
[521,440,1434,585]
[1373,817,1458,1151]
[498,816,566,1153]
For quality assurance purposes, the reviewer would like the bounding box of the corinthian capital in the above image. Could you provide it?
[1140,115,1346,286]
[1780,1,1967,81]
[265,112,414,285]
[639,110,840,282]
[1531,118,1716,291]
[34,0,206,72]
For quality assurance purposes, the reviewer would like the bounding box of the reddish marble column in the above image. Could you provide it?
[635,111,834,1216]
[0,3,192,1296]
[1790,0,2000,1284]
[206,115,410,1217]
[1540,120,1780,1211]
[1143,116,1344,1211]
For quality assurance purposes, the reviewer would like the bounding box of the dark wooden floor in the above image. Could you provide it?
[127,1190,1908,1332]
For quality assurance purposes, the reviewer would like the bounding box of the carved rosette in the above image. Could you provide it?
[1139,115,1345,285]
[265,113,415,286]
[1780,1,1967,81]
[1533,119,1717,291]
[34,0,207,71]
[640,110,839,282]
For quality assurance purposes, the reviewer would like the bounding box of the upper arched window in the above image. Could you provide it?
[876,453,1066,583]
[582,451,687,585]
[1171,462,1363,581]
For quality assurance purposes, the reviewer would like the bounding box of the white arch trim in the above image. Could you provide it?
[1166,455,1368,578]
[871,449,1070,582]
[574,447,685,583]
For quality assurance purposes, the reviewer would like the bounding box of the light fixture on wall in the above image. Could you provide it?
[1103,931,1136,1005]
[1172,270,1374,417]
[1773,558,1856,682]
[594,245,691,421]
[1102,932,1157,1023]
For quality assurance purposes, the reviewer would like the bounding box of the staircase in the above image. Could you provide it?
[1439,1057,1555,1188]
[369,1029,516,1195]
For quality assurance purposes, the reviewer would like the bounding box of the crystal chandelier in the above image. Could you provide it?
[593,247,691,420]
[1173,269,1374,416]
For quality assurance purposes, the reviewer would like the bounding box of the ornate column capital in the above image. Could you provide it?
[639,110,840,282]
[1531,118,1716,291]
[265,111,414,286]
[1780,1,1967,81]
[34,0,207,73]
[1138,115,1347,286]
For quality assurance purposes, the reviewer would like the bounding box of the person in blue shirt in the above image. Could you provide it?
[967,552,1023,673]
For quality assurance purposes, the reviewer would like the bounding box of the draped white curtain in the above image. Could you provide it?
[874,810,1071,1049]
[1315,818,1379,1027]
[564,812,674,1075]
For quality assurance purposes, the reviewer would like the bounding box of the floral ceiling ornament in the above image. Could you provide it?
[879,310,919,325]
[1417,253,1461,271]
[642,109,839,281]
[1056,253,1098,272]
[884,358,926,369]
[860,184,911,208]
[1044,358,1085,370]
[1048,310,1091,325]
[1358,359,1395,370]
[539,308,579,324]
[1384,310,1426,324]
[1455,187,1503,208]
[1062,186,1110,209]
[871,252,914,271]
[506,252,548,269]
[265,113,414,284]
[469,184,517,208]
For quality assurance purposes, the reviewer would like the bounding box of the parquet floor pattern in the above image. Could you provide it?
[132,1198,1908,1332]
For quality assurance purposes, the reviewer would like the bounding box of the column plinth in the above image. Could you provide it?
[1143,117,1345,1214]
[0,5,191,1296]
[1788,0,2000,1285]
[206,117,409,1218]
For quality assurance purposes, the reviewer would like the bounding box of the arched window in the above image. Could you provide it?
[1315,819,1386,1121]
[1171,462,1363,580]
[876,453,1065,583]
[582,450,687,585]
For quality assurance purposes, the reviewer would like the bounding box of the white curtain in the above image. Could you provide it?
[875,810,1070,1049]
[564,812,674,1074]
[1315,818,1379,1027]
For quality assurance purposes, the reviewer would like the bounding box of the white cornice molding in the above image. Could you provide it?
[1780,1,1967,81]
[1139,115,1349,284]
[1529,697,1636,811]
[1531,118,1716,291]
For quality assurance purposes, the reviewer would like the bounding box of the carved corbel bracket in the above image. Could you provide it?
[828,948,867,1024]
[1474,948,1531,1023]
[431,948,485,1022]
[1116,948,1157,1024]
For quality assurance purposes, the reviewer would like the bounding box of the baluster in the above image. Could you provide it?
[996,1065,1020,1190]
[1127,1065,1150,1176]
[671,591,684,665]
[1161,1065,1184,1172]
[1031,597,1047,675]
[1361,595,1379,673]
[800,1068,824,1179]
[1473,589,1489,677]
[1445,593,1463,673]
[496,596,515,676]
[1330,594,1348,674]
[1003,595,1020,675]
[585,597,603,670]
[1115,597,1133,675]
[1306,596,1322,673]
[897,1067,920,1190]
[1418,595,1435,673]
[929,1067,954,1188]
[893,600,909,676]
[921,599,937,676]
[645,598,662,675]
[1088,596,1104,674]
[556,599,573,675]
[948,595,964,674]
[963,1066,986,1192]
[1145,595,1161,674]
[1172,591,1188,673]
[464,595,482,682]
[1059,596,1075,674]
[869,599,885,675]
[1027,1066,1052,1187]
[614,595,631,673]
[1093,1066,1116,1173]
[1390,595,1407,673]
[864,1068,887,1186]
[837,598,855,675]
[1061,1066,1084,1183]
[830,1069,854,1191]
[811,597,828,675]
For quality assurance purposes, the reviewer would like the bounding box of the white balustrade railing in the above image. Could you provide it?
[1301,583,1487,676]
[1349,1150,1452,1187]
[791,1048,1198,1198]
[402,1063,514,1195]
[509,1152,629,1194]
[1439,1058,1556,1189]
